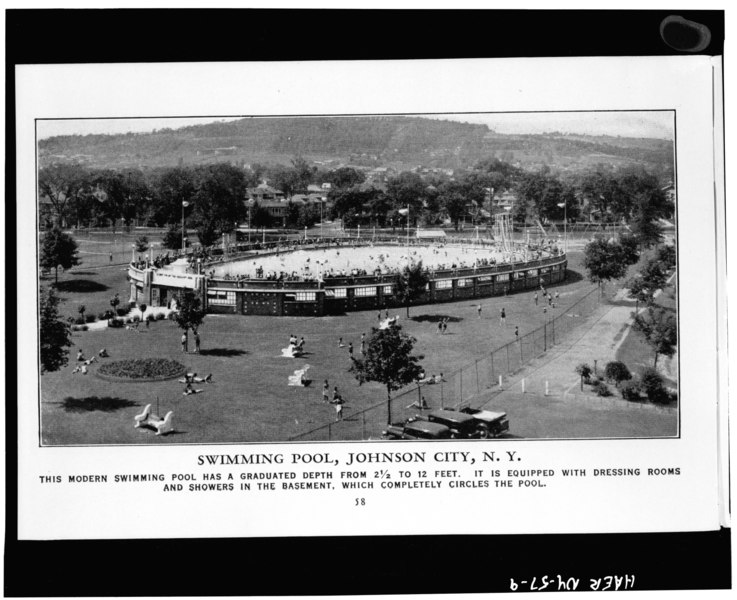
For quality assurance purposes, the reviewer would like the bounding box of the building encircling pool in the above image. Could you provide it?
[127,237,567,317]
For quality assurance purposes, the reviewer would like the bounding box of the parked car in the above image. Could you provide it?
[424,409,482,439]
[458,405,510,438]
[382,420,453,440]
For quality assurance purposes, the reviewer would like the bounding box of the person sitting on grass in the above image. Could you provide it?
[407,396,429,410]
[77,350,85,362]
[98,348,109,358]
[183,382,203,396]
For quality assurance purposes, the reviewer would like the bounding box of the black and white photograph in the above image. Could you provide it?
[8,10,729,594]
[35,110,679,445]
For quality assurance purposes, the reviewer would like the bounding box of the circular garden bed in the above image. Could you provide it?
[96,358,187,382]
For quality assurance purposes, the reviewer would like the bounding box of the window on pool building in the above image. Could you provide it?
[295,292,317,302]
[382,285,393,295]
[435,279,452,289]
[332,288,347,298]
[354,286,377,297]
[457,278,473,287]
[207,290,236,305]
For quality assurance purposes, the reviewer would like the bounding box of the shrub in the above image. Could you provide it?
[605,361,632,386]
[155,313,165,321]
[74,316,86,325]
[85,314,97,323]
[639,367,670,403]
[99,309,116,320]
[98,358,186,380]
[132,315,140,323]
[116,308,128,317]
[81,325,88,331]
[592,380,612,397]
[575,363,593,382]
[145,314,155,322]
[109,318,125,328]
[620,379,642,401]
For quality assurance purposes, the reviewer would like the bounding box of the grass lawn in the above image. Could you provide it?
[615,279,678,389]
[41,250,636,445]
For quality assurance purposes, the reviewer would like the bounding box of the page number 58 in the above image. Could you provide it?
[355,498,365,506]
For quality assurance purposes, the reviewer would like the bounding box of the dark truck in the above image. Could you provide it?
[457,405,510,438]
[382,420,453,440]
[422,407,510,439]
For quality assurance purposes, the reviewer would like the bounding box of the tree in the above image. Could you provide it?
[639,366,670,403]
[162,224,183,251]
[582,237,640,287]
[172,290,206,334]
[39,227,81,284]
[39,285,73,373]
[619,235,641,266]
[657,243,677,270]
[250,200,273,230]
[350,324,424,424]
[196,219,220,248]
[630,201,664,248]
[149,166,197,226]
[515,169,577,223]
[110,293,121,313]
[394,260,430,317]
[297,204,320,229]
[38,163,90,227]
[387,172,426,214]
[192,163,247,235]
[284,201,301,228]
[628,258,668,307]
[633,306,677,368]
[437,182,467,230]
[324,166,365,189]
[94,168,151,227]
[135,235,149,253]
[604,361,632,387]
[575,363,593,390]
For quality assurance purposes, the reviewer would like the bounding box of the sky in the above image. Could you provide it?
[36,111,674,141]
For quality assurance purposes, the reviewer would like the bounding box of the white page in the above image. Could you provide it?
[16,56,725,540]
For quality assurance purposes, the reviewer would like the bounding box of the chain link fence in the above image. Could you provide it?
[289,285,603,441]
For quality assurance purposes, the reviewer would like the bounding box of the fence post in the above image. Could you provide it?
[475,360,480,393]
[552,317,555,346]
[440,380,444,408]
[544,322,547,351]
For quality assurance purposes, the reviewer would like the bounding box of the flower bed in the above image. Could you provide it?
[97,358,187,382]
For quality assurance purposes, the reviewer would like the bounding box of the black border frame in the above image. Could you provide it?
[6,8,729,597]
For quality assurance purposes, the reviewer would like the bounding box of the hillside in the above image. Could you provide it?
[38,115,674,178]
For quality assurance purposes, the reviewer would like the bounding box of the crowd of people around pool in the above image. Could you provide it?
[193,239,562,285]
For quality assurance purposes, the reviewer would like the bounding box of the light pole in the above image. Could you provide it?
[181,201,189,254]
[557,201,567,253]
